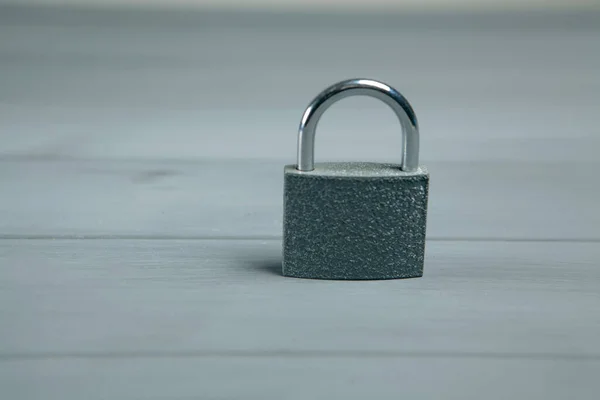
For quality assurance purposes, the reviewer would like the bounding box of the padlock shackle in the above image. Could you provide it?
[296,78,420,172]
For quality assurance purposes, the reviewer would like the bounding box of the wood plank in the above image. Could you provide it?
[1,356,599,400]
[3,0,598,13]
[0,159,598,239]
[1,8,599,162]
[1,8,599,399]
[2,103,599,164]
[1,240,599,356]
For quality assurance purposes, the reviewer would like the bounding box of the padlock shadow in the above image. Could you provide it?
[247,258,282,276]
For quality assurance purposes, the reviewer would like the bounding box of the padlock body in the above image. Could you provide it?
[283,162,429,280]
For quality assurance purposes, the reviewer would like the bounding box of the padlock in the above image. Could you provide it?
[282,78,429,280]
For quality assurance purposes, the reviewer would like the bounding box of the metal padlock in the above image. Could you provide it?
[282,78,429,280]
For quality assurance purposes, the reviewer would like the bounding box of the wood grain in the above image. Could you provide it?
[0,159,598,239]
[2,357,599,400]
[1,5,599,399]
[1,240,599,356]
[1,7,599,163]
[1,239,599,398]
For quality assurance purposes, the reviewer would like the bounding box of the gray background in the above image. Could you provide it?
[1,3,599,399]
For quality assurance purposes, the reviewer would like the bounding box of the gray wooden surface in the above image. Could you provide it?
[1,5,600,399]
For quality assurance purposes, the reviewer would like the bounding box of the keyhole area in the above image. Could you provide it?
[313,95,406,165]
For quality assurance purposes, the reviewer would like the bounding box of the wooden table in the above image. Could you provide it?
[1,6,599,399]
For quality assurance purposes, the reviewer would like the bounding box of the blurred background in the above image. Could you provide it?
[1,0,599,239]
[1,2,600,399]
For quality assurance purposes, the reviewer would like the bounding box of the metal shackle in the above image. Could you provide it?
[296,78,420,172]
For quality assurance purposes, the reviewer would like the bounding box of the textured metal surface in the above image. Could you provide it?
[283,162,429,280]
